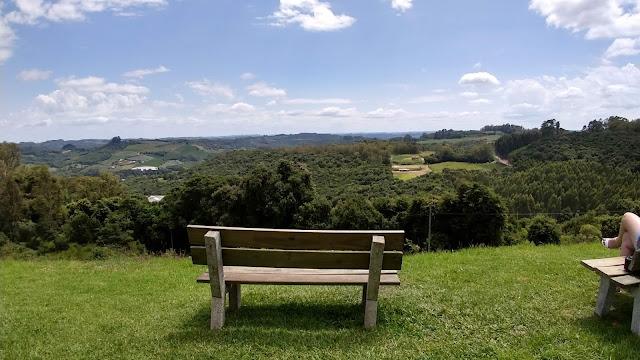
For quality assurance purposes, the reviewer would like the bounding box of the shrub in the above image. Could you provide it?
[37,241,56,255]
[403,238,421,254]
[576,224,602,243]
[0,241,37,259]
[598,215,620,238]
[528,216,560,245]
[0,232,8,247]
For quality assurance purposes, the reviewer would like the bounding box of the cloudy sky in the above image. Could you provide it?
[1,0,639,142]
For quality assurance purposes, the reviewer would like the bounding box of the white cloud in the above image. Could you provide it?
[231,102,255,112]
[282,98,351,104]
[247,82,286,97]
[17,69,52,81]
[470,98,491,104]
[175,94,184,103]
[240,72,256,80]
[459,72,500,86]
[604,38,640,58]
[408,95,448,103]
[30,76,150,118]
[123,65,169,78]
[0,18,16,65]
[5,0,167,25]
[187,79,235,99]
[473,62,482,69]
[317,106,356,117]
[269,0,356,31]
[266,100,277,106]
[57,76,149,94]
[529,0,640,39]
[202,102,256,114]
[460,91,479,98]
[501,63,640,123]
[366,108,408,118]
[389,0,412,12]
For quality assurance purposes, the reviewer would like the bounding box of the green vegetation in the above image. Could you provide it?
[390,154,423,165]
[2,243,639,359]
[429,161,504,173]
[418,134,501,145]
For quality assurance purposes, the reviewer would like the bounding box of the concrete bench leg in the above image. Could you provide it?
[229,284,241,312]
[630,288,640,336]
[364,236,385,329]
[205,231,226,329]
[595,276,616,316]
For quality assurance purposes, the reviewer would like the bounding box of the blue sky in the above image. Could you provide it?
[1,0,639,142]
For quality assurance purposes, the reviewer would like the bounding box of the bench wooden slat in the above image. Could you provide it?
[187,225,404,251]
[215,266,399,275]
[594,264,631,277]
[612,275,640,288]
[581,257,625,270]
[190,246,403,270]
[196,269,401,285]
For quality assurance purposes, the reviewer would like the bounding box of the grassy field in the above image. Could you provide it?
[2,243,639,359]
[390,154,424,165]
[393,173,418,181]
[429,161,505,173]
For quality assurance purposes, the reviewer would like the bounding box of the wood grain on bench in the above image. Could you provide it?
[188,225,404,250]
[196,267,401,285]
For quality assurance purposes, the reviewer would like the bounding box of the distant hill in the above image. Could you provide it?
[509,131,640,172]
[17,133,369,176]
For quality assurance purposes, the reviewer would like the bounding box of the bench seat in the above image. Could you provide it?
[196,267,401,285]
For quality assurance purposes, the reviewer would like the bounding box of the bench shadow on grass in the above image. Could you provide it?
[575,294,639,348]
[165,301,385,349]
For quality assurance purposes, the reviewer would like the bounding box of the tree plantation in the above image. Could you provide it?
[1,117,640,259]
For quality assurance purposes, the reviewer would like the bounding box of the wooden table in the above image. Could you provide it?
[581,256,640,335]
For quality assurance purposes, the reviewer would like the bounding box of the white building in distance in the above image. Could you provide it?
[132,166,159,171]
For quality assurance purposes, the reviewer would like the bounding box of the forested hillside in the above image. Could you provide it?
[2,119,640,259]
[509,131,640,172]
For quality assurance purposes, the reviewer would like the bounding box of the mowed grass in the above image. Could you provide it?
[391,154,424,165]
[393,173,419,181]
[2,243,639,359]
[429,161,505,173]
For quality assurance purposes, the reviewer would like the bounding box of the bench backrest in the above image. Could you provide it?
[187,225,404,270]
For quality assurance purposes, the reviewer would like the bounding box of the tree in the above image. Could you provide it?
[435,183,506,249]
[0,171,23,238]
[331,196,384,230]
[586,119,605,132]
[63,212,100,244]
[13,165,66,242]
[527,216,560,245]
[0,142,21,176]
[540,119,560,137]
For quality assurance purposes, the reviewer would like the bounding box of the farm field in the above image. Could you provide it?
[429,161,506,173]
[1,243,637,359]
[390,154,424,165]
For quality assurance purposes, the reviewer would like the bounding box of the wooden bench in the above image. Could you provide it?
[581,251,640,335]
[187,225,404,329]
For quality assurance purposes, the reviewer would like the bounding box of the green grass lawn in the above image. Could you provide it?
[393,173,419,181]
[429,161,505,173]
[2,243,639,359]
[391,154,424,165]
